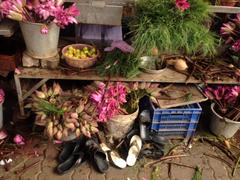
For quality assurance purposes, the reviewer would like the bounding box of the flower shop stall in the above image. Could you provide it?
[1,0,240,178]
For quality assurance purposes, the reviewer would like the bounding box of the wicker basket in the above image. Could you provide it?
[105,108,139,140]
[62,44,99,69]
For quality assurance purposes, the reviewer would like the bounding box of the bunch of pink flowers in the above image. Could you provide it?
[220,14,240,54]
[91,82,127,123]
[0,89,4,104]
[175,0,190,12]
[204,86,240,114]
[0,0,79,33]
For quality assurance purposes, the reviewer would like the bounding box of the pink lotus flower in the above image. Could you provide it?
[0,89,5,104]
[175,0,190,12]
[234,13,240,25]
[232,39,240,52]
[13,134,25,145]
[220,23,236,36]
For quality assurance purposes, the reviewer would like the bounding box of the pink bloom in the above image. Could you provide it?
[220,23,236,36]
[234,14,240,25]
[13,134,25,145]
[175,0,190,12]
[14,68,21,75]
[91,92,103,102]
[232,39,240,52]
[0,130,7,140]
[104,41,134,53]
[0,89,5,104]
[40,25,48,34]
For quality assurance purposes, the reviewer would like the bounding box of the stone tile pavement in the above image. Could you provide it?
[1,141,240,180]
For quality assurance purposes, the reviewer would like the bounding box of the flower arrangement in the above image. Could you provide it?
[0,89,5,104]
[132,0,217,57]
[220,14,240,67]
[0,0,79,33]
[28,81,162,140]
[204,86,240,121]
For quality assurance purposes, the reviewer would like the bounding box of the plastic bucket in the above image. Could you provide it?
[210,103,240,138]
[0,103,3,129]
[19,21,60,59]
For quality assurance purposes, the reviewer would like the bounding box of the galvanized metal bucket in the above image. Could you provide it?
[19,21,60,59]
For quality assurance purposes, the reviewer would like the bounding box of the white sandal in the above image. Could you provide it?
[100,143,127,169]
[126,135,142,166]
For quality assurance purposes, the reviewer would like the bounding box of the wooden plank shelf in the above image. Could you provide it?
[16,67,239,85]
[209,5,240,14]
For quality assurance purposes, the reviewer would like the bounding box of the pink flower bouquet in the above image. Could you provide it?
[0,0,79,33]
[204,86,240,121]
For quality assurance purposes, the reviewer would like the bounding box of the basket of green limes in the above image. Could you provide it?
[62,44,99,69]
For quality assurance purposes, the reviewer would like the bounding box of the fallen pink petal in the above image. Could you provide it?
[0,130,7,140]
[13,134,25,145]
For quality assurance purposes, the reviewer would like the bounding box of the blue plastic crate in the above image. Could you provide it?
[145,97,202,139]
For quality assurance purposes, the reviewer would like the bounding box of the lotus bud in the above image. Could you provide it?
[174,59,188,71]
[150,96,159,106]
[63,128,69,138]
[53,127,58,136]
[56,131,63,140]
[139,82,146,89]
[48,88,53,97]
[41,84,48,94]
[57,124,63,131]
[53,83,62,96]
[151,47,159,56]
[64,122,75,130]
[70,112,78,119]
[76,104,84,113]
[56,0,64,6]
[132,82,139,91]
[35,90,46,99]
[90,126,99,133]
[75,128,81,137]
[74,122,80,127]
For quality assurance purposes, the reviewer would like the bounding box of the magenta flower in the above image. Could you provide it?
[175,0,190,12]
[13,134,25,145]
[0,89,5,104]
[104,41,134,53]
[232,39,240,52]
[220,23,236,36]
[91,82,127,122]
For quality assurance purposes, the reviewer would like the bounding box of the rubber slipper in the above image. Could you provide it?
[126,135,142,166]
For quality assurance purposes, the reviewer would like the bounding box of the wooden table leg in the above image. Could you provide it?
[14,75,25,116]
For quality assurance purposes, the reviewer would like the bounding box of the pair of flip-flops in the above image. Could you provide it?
[100,135,142,169]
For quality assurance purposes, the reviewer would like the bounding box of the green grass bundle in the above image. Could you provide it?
[132,0,218,57]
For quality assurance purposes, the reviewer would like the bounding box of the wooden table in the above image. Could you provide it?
[14,67,239,116]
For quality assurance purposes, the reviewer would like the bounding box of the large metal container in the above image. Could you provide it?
[19,21,60,59]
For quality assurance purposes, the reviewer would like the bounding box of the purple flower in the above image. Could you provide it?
[104,41,134,53]
[232,39,240,52]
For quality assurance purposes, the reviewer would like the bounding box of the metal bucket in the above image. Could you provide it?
[210,103,240,138]
[19,21,60,59]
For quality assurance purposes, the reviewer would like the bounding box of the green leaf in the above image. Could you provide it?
[192,166,202,180]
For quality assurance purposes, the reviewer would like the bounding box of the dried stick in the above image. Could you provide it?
[144,154,188,167]
[203,153,233,168]
[163,161,196,169]
[232,155,240,176]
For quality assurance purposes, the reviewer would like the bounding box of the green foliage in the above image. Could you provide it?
[132,0,218,57]
[96,49,140,78]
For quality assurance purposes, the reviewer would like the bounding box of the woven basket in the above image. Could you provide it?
[105,108,139,140]
[62,44,99,69]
